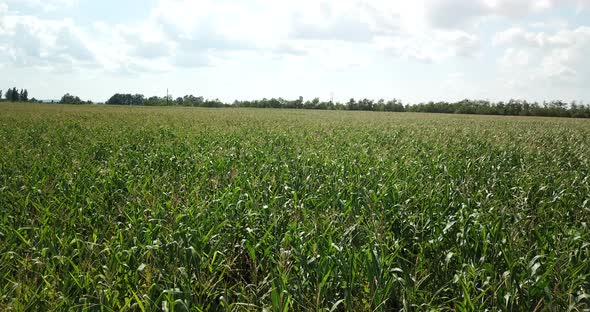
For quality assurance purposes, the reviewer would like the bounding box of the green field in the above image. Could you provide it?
[1,103,589,311]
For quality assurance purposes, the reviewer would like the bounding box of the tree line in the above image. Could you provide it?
[0,88,91,104]
[407,99,590,118]
[59,93,92,105]
[105,93,226,107]
[103,93,590,118]
[3,89,590,118]
[1,88,30,102]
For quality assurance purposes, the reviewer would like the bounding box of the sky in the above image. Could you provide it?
[0,0,589,103]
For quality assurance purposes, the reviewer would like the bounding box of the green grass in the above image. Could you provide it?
[1,103,589,311]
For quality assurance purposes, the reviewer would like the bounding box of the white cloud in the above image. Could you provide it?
[493,27,546,46]
[493,27,580,48]
[0,0,489,75]
[4,0,77,12]
[0,14,95,69]
[2,0,588,100]
[291,13,376,43]
[293,40,374,70]
[495,26,590,87]
[539,30,590,85]
[151,0,289,49]
[442,30,481,56]
[0,4,177,74]
[426,0,586,29]
[499,48,530,67]
[376,30,480,62]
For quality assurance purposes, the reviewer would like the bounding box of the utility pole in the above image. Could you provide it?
[166,88,169,106]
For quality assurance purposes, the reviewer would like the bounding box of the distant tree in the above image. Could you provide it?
[385,99,404,112]
[0,90,2,101]
[6,87,17,101]
[60,93,83,104]
[358,98,374,111]
[181,95,204,107]
[145,96,162,106]
[106,94,126,105]
[20,89,28,102]
[106,93,145,105]
[5,88,13,101]
[132,94,144,105]
[295,96,304,109]
[347,98,357,110]
[375,99,385,111]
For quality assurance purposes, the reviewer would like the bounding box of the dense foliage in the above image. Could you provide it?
[106,93,226,107]
[407,99,590,118]
[5,88,590,118]
[2,88,29,102]
[1,103,588,311]
[1,89,83,104]
[59,93,88,105]
[102,93,590,118]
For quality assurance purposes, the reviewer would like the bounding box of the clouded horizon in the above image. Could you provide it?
[1,0,589,103]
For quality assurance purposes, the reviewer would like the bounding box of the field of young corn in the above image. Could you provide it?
[1,103,589,311]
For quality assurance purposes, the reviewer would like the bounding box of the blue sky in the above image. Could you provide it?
[1,0,589,103]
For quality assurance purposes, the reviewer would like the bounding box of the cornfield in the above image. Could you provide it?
[1,103,589,311]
